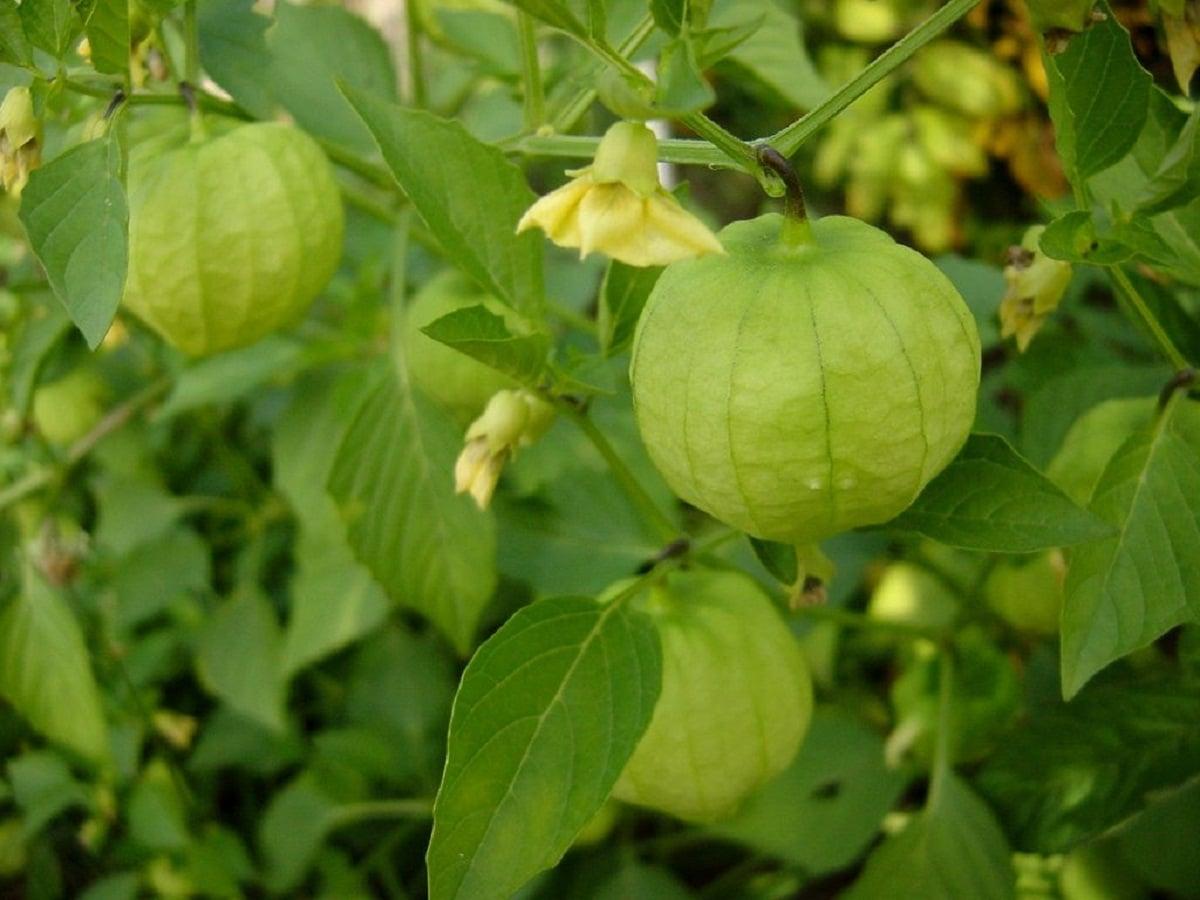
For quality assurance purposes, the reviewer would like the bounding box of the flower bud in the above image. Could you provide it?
[0,87,41,196]
[1000,225,1073,352]
[455,389,556,509]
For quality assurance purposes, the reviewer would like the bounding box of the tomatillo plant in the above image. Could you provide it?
[1,2,1198,899]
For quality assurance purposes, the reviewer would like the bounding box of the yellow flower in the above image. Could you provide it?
[0,87,41,197]
[517,121,723,268]
[1000,225,1073,352]
[454,389,555,509]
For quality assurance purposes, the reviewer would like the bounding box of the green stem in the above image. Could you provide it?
[405,0,427,108]
[517,12,545,129]
[332,799,434,827]
[928,647,956,807]
[557,402,679,543]
[515,132,726,167]
[584,37,762,182]
[182,0,200,87]
[551,14,656,134]
[765,0,984,158]
[1110,267,1190,371]
[0,377,171,513]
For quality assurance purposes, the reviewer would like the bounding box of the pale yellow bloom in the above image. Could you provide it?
[518,121,723,268]
[454,389,555,509]
[0,87,40,197]
[1000,225,1072,352]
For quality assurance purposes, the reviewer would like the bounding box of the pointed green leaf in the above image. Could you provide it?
[978,664,1200,853]
[327,361,497,655]
[505,0,586,37]
[650,0,685,36]
[711,0,828,110]
[421,305,550,387]
[195,589,287,733]
[1060,398,1200,698]
[886,434,1114,553]
[18,136,128,349]
[19,0,78,58]
[1137,108,1200,215]
[80,0,129,76]
[0,567,109,765]
[340,84,544,316]
[427,595,660,900]
[844,771,1014,900]
[0,0,32,67]
[268,2,397,154]
[1044,3,1152,181]
[598,260,661,358]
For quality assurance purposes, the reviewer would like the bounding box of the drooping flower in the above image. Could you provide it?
[455,389,555,509]
[1000,225,1072,352]
[517,121,723,268]
[0,87,41,197]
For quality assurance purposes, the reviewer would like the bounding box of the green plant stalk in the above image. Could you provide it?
[766,0,984,157]
[551,14,657,133]
[405,0,427,108]
[332,799,434,826]
[1110,267,1190,371]
[556,401,679,543]
[518,12,546,129]
[515,0,983,169]
[182,0,200,87]
[928,647,956,807]
[586,38,762,180]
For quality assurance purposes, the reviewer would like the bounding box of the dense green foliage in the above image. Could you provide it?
[0,0,1198,898]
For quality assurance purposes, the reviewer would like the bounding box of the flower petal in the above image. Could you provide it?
[516,175,591,248]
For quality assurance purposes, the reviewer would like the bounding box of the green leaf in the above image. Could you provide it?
[0,0,33,67]
[421,305,550,387]
[844,771,1014,900]
[268,2,397,154]
[258,772,339,894]
[656,37,715,114]
[598,260,661,357]
[1060,398,1200,698]
[427,595,661,900]
[1040,209,1200,285]
[977,662,1200,853]
[650,0,685,36]
[748,537,797,586]
[1044,3,1152,181]
[341,85,545,317]
[197,0,275,119]
[505,0,586,38]
[195,589,287,733]
[710,709,911,875]
[935,255,1003,347]
[886,434,1113,553]
[327,361,497,656]
[8,751,92,836]
[18,136,128,349]
[8,303,71,415]
[1137,108,1200,215]
[710,0,828,110]
[1021,363,1169,467]
[19,0,78,58]
[157,336,310,419]
[0,567,109,765]
[80,0,129,76]
[281,524,389,678]
[274,370,388,674]
[110,527,209,631]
